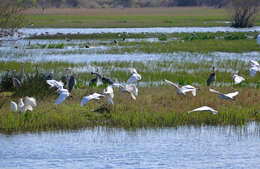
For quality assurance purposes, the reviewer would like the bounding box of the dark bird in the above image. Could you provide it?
[61,68,72,89]
[68,74,76,92]
[207,66,216,86]
[90,72,102,87]
[114,40,118,44]
[101,76,114,85]
[11,70,21,88]
[20,62,25,85]
[46,71,54,80]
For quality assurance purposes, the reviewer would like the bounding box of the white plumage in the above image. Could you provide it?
[127,68,142,84]
[46,80,64,89]
[250,60,260,77]
[47,79,71,104]
[81,93,105,107]
[232,74,245,85]
[209,88,239,100]
[165,79,197,96]
[25,96,37,107]
[10,97,37,113]
[10,101,18,112]
[257,34,260,45]
[113,83,138,100]
[56,88,70,105]
[103,85,114,99]
[188,106,218,114]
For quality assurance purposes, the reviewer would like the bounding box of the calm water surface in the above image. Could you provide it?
[0,124,260,169]
[19,27,260,36]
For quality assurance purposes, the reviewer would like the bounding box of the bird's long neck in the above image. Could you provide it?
[36,65,39,77]
[21,63,25,84]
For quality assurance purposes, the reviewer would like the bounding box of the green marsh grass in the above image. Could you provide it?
[0,86,259,133]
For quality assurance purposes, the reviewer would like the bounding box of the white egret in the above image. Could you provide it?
[257,34,260,45]
[250,60,260,67]
[81,93,105,107]
[232,74,245,84]
[250,60,260,77]
[18,98,24,112]
[103,85,114,105]
[127,68,142,84]
[25,96,37,107]
[207,66,216,86]
[21,104,33,113]
[47,79,71,105]
[209,88,239,100]
[188,106,218,114]
[113,83,138,100]
[10,101,18,112]
[46,80,64,89]
[164,79,197,96]
[11,97,37,113]
[55,88,70,105]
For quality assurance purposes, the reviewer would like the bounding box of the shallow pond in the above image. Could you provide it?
[0,124,260,169]
[19,27,260,36]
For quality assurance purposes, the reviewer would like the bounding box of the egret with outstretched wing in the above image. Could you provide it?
[209,88,239,100]
[188,106,218,114]
[81,93,104,107]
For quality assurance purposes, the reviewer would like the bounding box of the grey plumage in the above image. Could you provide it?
[101,76,114,85]
[90,72,113,86]
[207,67,216,86]
[68,74,76,92]
[46,71,54,80]
[12,77,21,88]
[90,72,102,86]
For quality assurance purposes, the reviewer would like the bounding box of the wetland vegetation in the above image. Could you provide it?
[1,6,260,133]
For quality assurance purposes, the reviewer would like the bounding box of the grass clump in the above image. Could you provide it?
[0,86,260,133]
[48,43,65,49]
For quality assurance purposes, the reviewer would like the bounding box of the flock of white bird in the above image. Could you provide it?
[9,59,260,115]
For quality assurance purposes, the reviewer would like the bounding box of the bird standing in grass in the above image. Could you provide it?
[10,97,37,113]
[68,74,76,93]
[207,66,216,86]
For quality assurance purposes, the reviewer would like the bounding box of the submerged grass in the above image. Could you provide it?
[0,86,259,133]
[109,39,260,53]
[1,59,260,88]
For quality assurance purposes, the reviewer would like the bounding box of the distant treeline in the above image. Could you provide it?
[3,0,229,8]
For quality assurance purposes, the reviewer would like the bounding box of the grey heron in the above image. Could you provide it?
[207,66,216,86]
[68,74,76,92]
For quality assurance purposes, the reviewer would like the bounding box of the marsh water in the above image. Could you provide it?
[19,26,260,36]
[1,124,260,169]
[1,27,260,168]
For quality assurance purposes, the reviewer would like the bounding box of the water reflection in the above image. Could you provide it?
[0,123,259,169]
